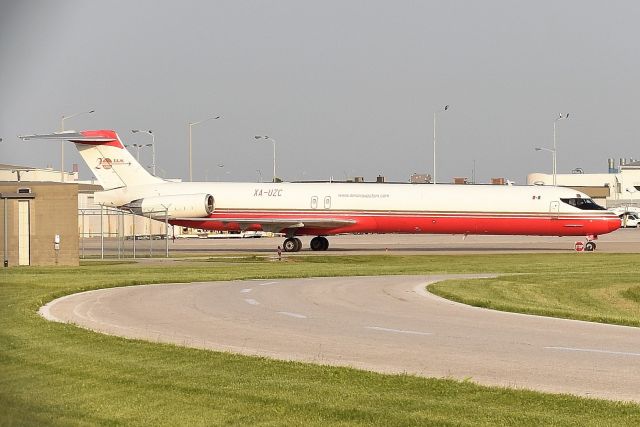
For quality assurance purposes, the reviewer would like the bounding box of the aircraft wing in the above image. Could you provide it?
[173,217,356,233]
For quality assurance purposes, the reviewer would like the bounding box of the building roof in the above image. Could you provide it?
[0,163,41,171]
[79,183,103,192]
[621,161,640,169]
[0,181,77,187]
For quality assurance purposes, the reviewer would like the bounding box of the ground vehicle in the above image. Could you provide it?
[619,213,640,228]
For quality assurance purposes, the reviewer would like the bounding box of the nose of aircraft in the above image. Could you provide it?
[608,214,622,233]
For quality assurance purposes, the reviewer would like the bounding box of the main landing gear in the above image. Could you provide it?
[282,236,329,252]
[310,236,329,251]
[283,237,302,252]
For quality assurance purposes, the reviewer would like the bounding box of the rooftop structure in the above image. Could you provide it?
[0,163,79,183]
[527,158,640,208]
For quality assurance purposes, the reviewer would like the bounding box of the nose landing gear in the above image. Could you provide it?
[584,235,597,252]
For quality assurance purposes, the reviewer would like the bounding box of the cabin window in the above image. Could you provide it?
[560,198,606,210]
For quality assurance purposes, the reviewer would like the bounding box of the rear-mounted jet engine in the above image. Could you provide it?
[123,193,214,219]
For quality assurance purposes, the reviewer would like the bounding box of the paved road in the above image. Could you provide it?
[42,275,640,402]
[80,228,640,257]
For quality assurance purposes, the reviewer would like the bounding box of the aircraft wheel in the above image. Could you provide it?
[293,237,302,252]
[310,237,324,251]
[585,241,596,252]
[319,236,329,251]
[283,238,300,252]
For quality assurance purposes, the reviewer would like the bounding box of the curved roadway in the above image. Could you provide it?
[41,275,640,402]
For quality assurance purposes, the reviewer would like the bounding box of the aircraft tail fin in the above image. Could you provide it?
[20,130,164,190]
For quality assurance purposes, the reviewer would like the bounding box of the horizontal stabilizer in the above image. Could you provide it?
[20,130,123,147]
[21,131,108,141]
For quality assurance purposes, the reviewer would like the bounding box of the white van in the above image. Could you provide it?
[619,213,640,228]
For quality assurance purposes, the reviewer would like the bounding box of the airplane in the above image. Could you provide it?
[20,129,621,252]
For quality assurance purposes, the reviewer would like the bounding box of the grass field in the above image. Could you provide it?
[1,254,640,425]
[429,254,640,327]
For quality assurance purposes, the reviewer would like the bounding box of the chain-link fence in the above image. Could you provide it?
[79,207,171,259]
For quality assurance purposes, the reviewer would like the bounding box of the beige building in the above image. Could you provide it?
[1,182,79,267]
[527,160,640,208]
[2,163,172,239]
[0,163,79,183]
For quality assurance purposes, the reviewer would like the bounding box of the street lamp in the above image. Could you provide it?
[552,113,569,186]
[535,146,556,185]
[132,129,156,175]
[254,135,277,182]
[433,105,450,184]
[188,115,220,181]
[125,143,152,162]
[60,109,95,182]
[216,162,232,181]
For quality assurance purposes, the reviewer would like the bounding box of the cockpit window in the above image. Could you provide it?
[560,198,606,210]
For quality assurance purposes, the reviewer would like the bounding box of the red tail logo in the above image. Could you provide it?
[96,158,113,169]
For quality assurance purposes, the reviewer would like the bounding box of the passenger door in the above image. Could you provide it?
[549,201,559,219]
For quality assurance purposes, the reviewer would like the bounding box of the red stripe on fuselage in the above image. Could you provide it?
[170,210,620,237]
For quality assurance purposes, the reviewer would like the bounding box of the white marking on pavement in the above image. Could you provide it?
[545,346,640,357]
[240,288,253,293]
[278,311,307,319]
[259,281,278,286]
[244,299,260,305]
[365,326,432,336]
[73,299,94,321]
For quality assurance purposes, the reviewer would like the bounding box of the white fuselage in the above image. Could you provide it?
[96,181,620,237]
[20,129,620,246]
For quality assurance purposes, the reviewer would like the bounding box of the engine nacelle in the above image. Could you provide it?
[123,194,214,219]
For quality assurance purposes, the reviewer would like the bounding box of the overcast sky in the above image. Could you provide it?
[1,1,639,183]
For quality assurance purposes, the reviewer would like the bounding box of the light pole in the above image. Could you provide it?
[124,144,141,161]
[433,105,449,184]
[188,116,220,181]
[132,129,156,175]
[60,109,95,182]
[134,144,153,161]
[552,113,569,186]
[254,135,276,182]
[535,147,556,185]
[625,189,635,224]
[124,144,148,162]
